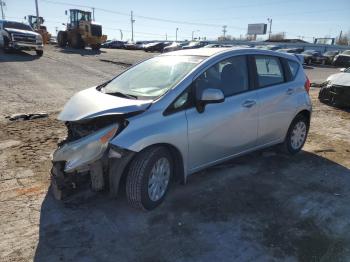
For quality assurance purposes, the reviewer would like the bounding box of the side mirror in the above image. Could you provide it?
[196,88,224,113]
[340,68,346,72]
[200,88,225,103]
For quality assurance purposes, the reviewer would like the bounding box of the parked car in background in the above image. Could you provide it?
[323,50,339,64]
[51,48,311,210]
[301,50,327,65]
[182,41,209,49]
[319,67,350,107]
[49,36,57,44]
[256,45,281,51]
[203,43,233,48]
[101,40,125,49]
[0,19,44,56]
[163,41,188,52]
[333,50,350,67]
[124,41,145,50]
[277,48,304,54]
[144,42,171,52]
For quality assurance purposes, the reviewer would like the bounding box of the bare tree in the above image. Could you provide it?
[269,32,285,41]
[336,30,350,45]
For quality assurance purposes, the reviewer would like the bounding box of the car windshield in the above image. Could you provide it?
[324,51,338,55]
[102,55,205,100]
[342,50,350,55]
[302,51,316,55]
[4,21,33,31]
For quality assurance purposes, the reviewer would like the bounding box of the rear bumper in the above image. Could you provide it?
[9,41,43,51]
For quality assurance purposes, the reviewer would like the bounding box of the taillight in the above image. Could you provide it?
[304,76,311,94]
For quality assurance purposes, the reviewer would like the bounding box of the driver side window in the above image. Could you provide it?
[195,55,249,97]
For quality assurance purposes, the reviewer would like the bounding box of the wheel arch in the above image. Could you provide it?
[295,109,311,127]
[127,143,185,184]
[110,142,186,198]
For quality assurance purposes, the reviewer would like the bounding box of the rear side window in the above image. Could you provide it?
[287,60,299,79]
[254,55,284,87]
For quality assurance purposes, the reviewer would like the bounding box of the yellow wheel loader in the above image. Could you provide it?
[27,15,51,45]
[57,9,107,50]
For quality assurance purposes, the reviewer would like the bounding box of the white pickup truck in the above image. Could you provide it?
[0,20,43,56]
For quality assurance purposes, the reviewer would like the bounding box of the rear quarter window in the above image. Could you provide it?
[254,55,284,88]
[287,60,300,79]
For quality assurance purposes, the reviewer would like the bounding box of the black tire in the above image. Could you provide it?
[318,88,326,102]
[36,50,43,56]
[57,31,67,47]
[91,44,101,51]
[3,36,12,53]
[281,114,309,155]
[71,33,84,49]
[126,146,174,210]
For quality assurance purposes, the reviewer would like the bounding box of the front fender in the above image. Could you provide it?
[110,110,189,177]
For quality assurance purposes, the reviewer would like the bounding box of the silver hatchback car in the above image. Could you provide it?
[52,48,312,210]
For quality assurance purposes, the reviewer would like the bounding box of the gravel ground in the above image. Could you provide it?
[0,46,349,262]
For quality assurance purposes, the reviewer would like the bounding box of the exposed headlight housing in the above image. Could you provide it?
[53,124,119,172]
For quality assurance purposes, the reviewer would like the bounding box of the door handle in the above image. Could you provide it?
[286,88,294,95]
[242,100,256,108]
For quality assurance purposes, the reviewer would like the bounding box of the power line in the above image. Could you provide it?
[40,0,244,30]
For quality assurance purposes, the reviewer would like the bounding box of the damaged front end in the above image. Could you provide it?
[51,116,135,200]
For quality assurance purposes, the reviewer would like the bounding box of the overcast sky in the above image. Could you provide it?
[3,0,350,42]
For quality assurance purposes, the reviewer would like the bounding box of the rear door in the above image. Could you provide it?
[253,55,298,146]
[186,55,259,172]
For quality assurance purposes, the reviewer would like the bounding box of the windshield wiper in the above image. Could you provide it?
[106,91,138,100]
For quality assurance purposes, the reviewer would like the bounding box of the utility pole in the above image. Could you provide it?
[176,27,178,42]
[222,25,227,40]
[92,7,95,21]
[131,11,135,42]
[192,30,199,41]
[0,0,5,20]
[165,33,167,41]
[267,18,272,40]
[120,29,123,40]
[339,30,343,42]
[35,0,40,30]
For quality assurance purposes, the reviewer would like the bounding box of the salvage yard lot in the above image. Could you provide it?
[1,46,350,261]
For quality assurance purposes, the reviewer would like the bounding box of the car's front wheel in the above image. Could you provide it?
[36,50,43,56]
[282,114,309,154]
[126,146,173,210]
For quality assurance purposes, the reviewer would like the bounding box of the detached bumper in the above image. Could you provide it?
[9,42,43,51]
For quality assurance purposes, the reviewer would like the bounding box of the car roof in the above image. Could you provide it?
[160,47,240,57]
[160,47,301,63]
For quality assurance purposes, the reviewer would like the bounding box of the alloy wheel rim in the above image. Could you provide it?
[148,157,170,202]
[291,121,307,150]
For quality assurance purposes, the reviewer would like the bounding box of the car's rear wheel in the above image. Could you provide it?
[282,114,309,155]
[126,146,173,210]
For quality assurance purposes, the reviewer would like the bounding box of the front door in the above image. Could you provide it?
[186,55,259,172]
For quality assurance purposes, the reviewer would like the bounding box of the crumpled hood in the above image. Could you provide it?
[58,87,152,121]
[5,28,39,37]
[327,73,350,87]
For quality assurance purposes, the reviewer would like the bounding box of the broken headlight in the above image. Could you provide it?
[53,124,119,172]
